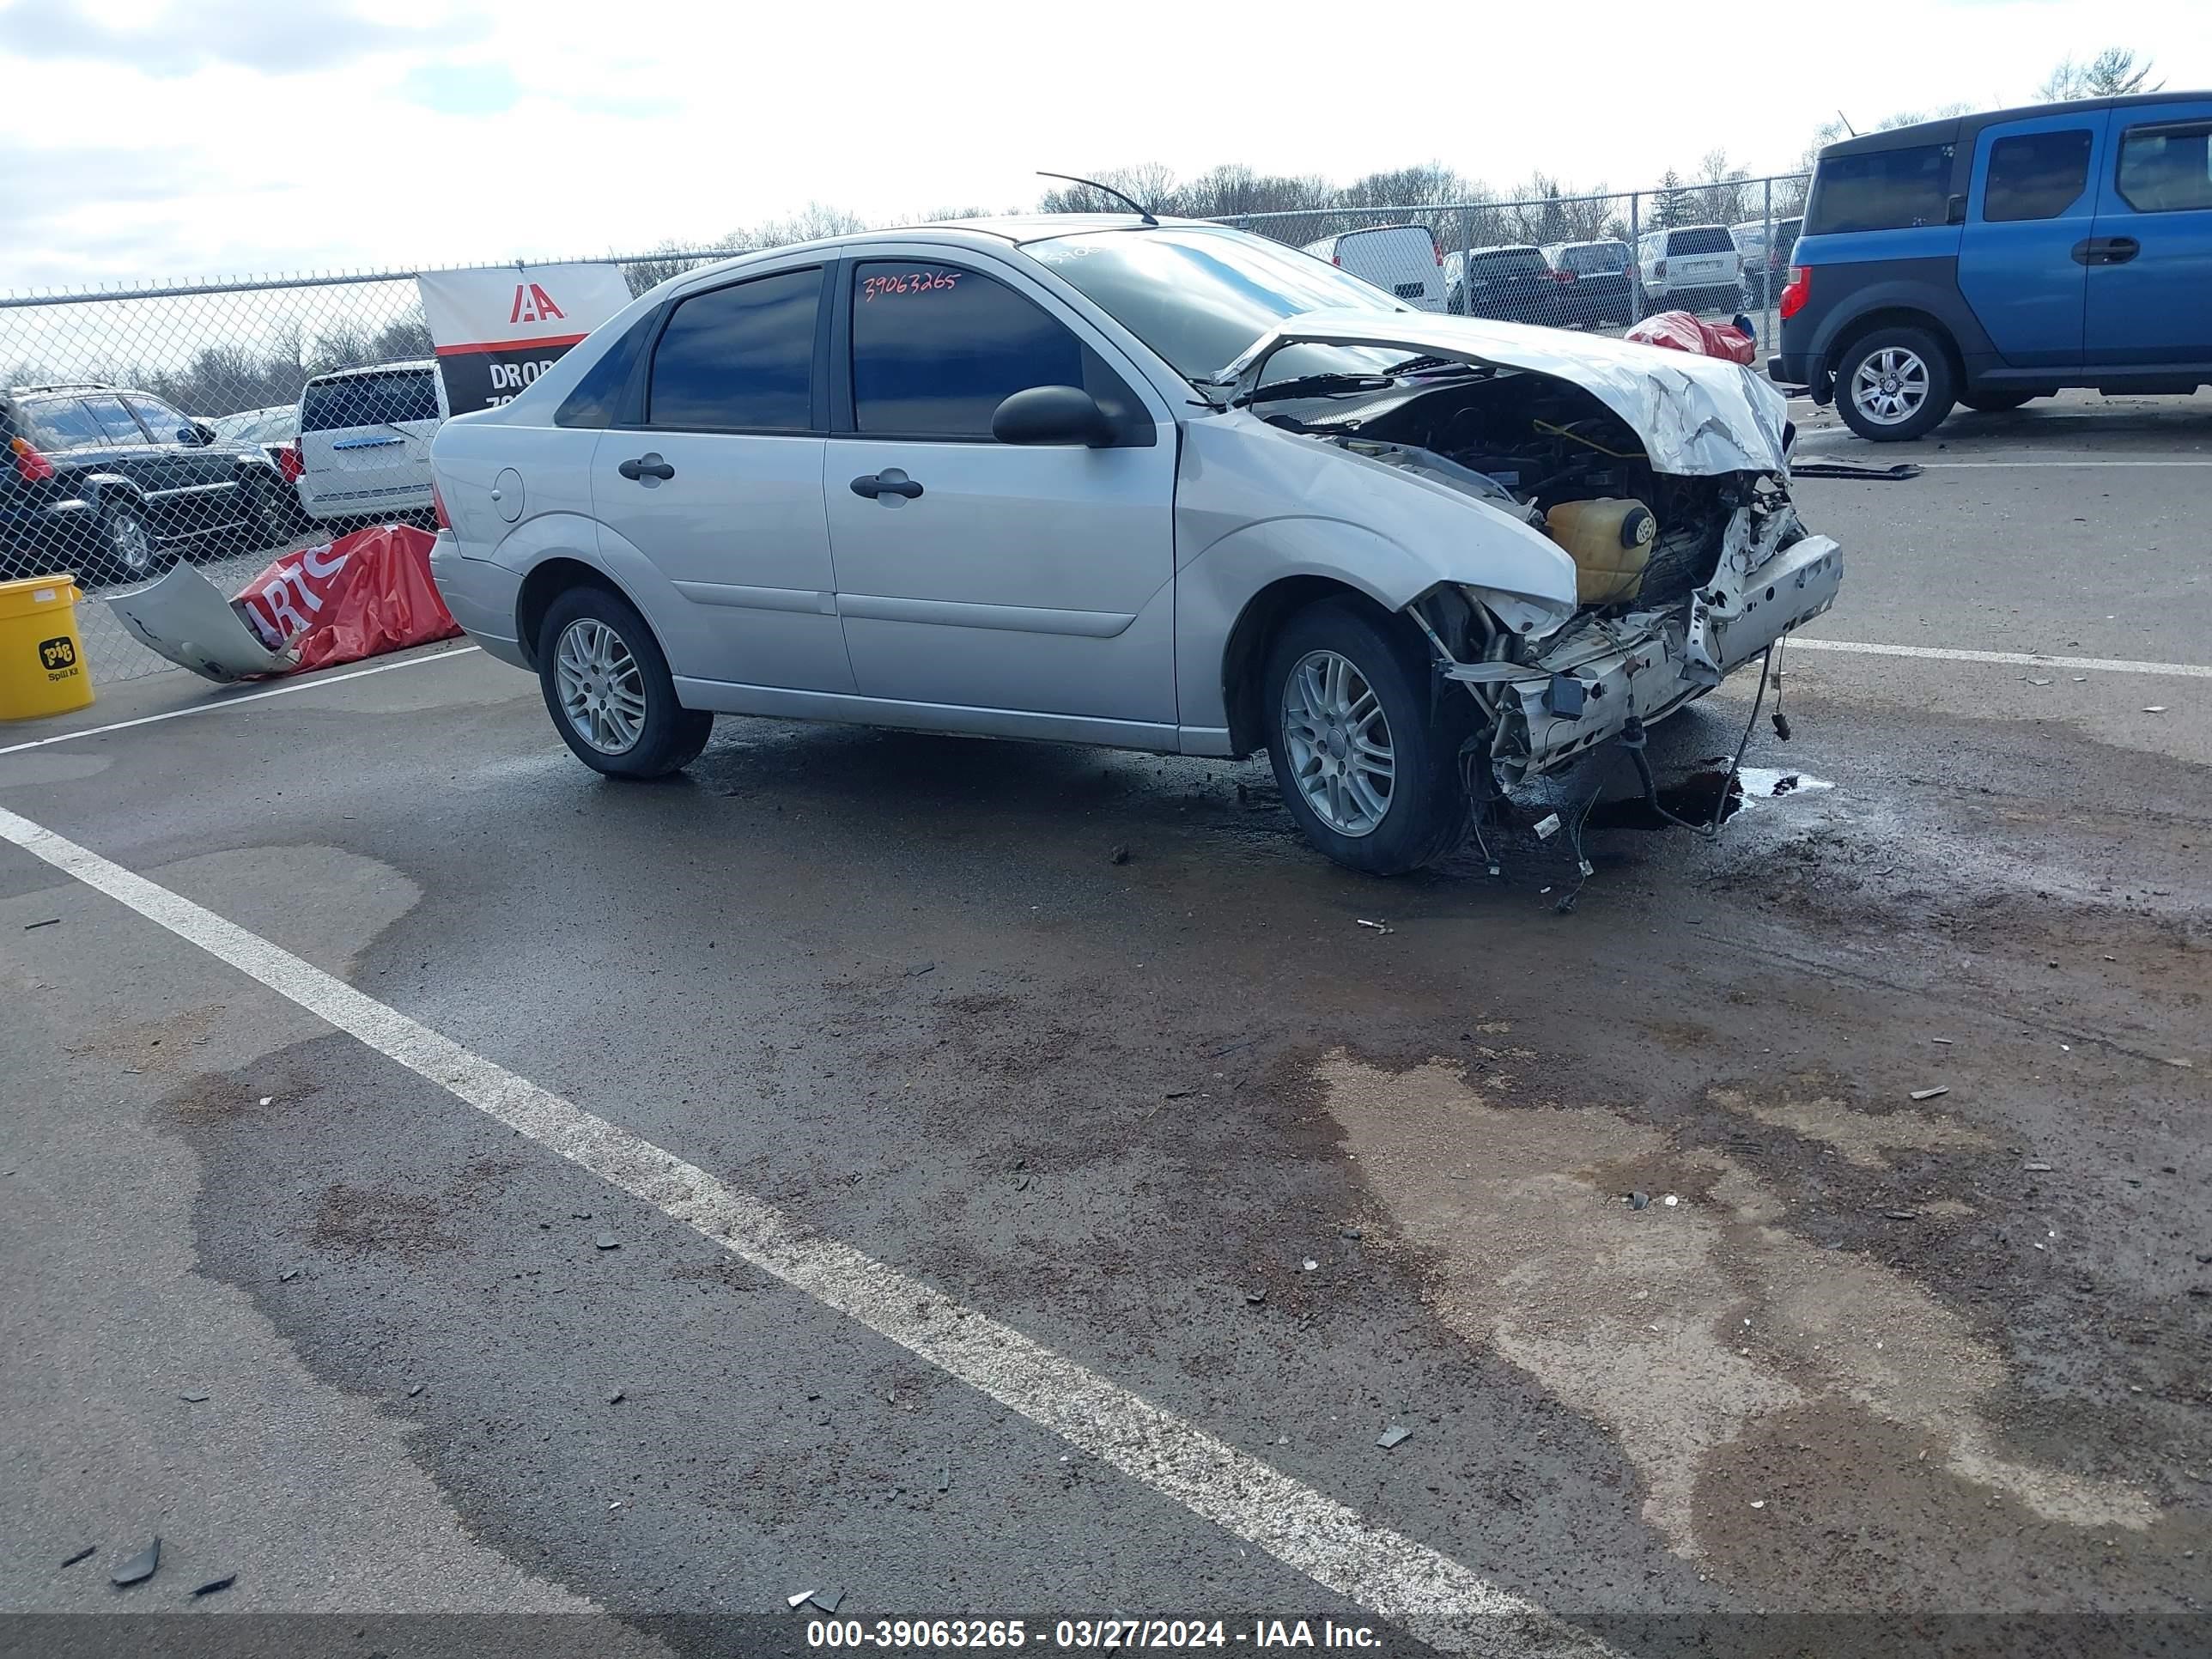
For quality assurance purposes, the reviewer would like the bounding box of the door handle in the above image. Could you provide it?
[2070,236,2142,266]
[849,470,923,501]
[617,453,675,482]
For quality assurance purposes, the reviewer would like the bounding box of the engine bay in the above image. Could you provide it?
[1267,366,1798,611]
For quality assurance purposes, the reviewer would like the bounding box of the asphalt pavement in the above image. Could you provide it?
[2,392,2207,1659]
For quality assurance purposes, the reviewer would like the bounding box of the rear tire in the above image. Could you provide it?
[1835,326,1956,442]
[536,584,712,779]
[1262,598,1468,876]
[93,498,161,585]
[1958,390,2035,413]
[241,475,288,550]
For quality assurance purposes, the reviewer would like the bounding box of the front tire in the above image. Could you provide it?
[536,584,712,779]
[1836,326,1956,441]
[1263,599,1468,876]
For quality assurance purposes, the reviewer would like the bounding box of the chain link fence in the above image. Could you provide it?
[2,173,1805,693]
[0,252,741,685]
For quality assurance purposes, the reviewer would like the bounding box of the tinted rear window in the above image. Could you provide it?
[1984,128,2093,222]
[21,398,105,453]
[1558,245,1626,273]
[1668,228,1735,255]
[1471,251,1547,276]
[1806,143,1955,233]
[301,370,440,432]
[647,267,819,431]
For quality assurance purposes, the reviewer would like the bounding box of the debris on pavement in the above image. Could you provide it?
[1534,812,1562,841]
[1786,458,1923,481]
[178,1389,209,1402]
[110,1538,161,1588]
[594,1231,620,1250]
[191,1572,235,1598]
[408,1384,424,1398]
[1911,1086,1951,1102]
[1340,1226,1363,1240]
[2025,1161,2054,1172]
[1302,1259,1319,1272]
[787,1590,817,1609]
[2143,706,2167,714]
[1376,1425,1413,1450]
[607,1390,625,1405]
[1628,1191,1650,1210]
[905,961,936,977]
[1245,1288,1267,1305]
[1356,919,1395,934]
[278,1269,298,1282]
[938,1467,950,1492]
[2027,678,2053,687]
[1109,845,1130,866]
[22,917,59,930]
[61,1546,95,1568]
[811,1589,847,1614]
[1663,1194,1680,1207]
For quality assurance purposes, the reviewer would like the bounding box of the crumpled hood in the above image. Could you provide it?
[1218,308,1791,477]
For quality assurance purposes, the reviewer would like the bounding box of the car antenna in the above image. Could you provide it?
[1036,171,1158,227]
[1835,109,1858,137]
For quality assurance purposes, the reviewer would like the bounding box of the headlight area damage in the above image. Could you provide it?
[1222,312,1843,828]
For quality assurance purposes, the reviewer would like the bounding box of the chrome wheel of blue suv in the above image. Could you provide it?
[1836,327,1957,442]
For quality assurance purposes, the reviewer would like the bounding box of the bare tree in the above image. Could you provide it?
[2039,47,2160,100]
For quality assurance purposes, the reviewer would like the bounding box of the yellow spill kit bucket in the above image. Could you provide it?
[0,573,94,720]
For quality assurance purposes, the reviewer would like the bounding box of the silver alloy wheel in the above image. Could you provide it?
[106,507,151,575]
[1850,345,1931,427]
[1280,648,1395,838]
[553,617,647,755]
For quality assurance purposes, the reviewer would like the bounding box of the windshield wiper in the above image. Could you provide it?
[1381,355,1486,377]
[1237,374,1395,406]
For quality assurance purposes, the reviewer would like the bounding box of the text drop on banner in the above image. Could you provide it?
[416,264,634,415]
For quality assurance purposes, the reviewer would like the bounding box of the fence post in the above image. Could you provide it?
[1627,191,1641,323]
[1761,175,1775,350]
[1457,208,1471,315]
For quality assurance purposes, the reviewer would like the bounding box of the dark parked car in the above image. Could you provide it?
[1443,245,1573,325]
[1771,90,2212,440]
[1732,216,1802,307]
[1540,239,1638,326]
[3,382,291,583]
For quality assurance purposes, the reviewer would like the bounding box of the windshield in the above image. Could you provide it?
[1028,225,1407,385]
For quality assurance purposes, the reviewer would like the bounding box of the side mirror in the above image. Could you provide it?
[991,385,1117,448]
[183,423,214,445]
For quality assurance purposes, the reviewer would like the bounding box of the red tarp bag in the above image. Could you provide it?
[1625,310,1758,366]
[233,524,461,673]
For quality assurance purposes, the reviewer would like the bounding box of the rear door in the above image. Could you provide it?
[300,369,439,514]
[1958,109,2105,367]
[1662,228,1737,296]
[823,252,1177,726]
[1333,227,1443,309]
[2085,100,2212,367]
[76,392,175,528]
[589,264,854,693]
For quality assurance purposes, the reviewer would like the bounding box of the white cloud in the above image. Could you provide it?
[0,0,2203,288]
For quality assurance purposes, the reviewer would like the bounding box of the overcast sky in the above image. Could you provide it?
[1,0,2203,291]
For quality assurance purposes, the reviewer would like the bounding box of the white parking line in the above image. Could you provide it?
[1796,457,2212,469]
[0,801,1606,1659]
[0,645,480,757]
[1791,638,2211,679]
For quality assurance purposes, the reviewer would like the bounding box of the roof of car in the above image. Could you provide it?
[7,381,118,398]
[305,359,435,383]
[1820,91,2210,158]
[1466,243,1542,255]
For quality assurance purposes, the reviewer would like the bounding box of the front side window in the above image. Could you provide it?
[2117,121,2212,214]
[1984,129,2093,222]
[79,394,146,445]
[123,394,191,443]
[849,261,1087,438]
[1806,143,1956,233]
[22,398,104,453]
[648,268,819,431]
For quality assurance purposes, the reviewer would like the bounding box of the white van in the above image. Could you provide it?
[1300,224,1446,311]
[295,360,447,524]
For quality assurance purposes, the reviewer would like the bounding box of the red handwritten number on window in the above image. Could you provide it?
[862,270,961,303]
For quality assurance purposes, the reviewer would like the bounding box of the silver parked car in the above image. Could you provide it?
[428,218,1839,874]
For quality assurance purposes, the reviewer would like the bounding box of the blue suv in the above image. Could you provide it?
[1770,92,2212,441]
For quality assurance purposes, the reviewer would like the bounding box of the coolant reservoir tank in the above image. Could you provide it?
[1545,498,1656,605]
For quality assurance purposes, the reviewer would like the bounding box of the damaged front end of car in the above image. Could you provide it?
[1218,311,1843,814]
